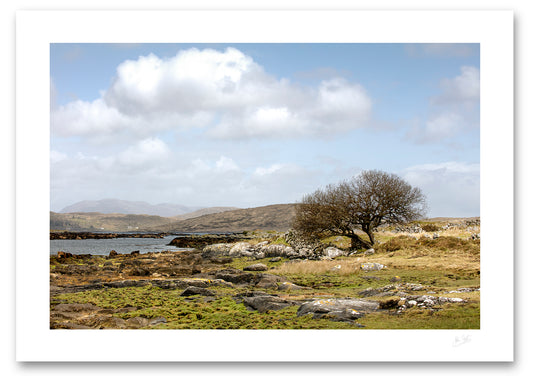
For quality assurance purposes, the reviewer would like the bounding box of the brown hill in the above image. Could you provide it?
[50,211,174,232]
[151,204,297,233]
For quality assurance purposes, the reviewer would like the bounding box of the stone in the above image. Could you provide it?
[108,250,118,257]
[277,281,306,291]
[269,257,282,263]
[180,286,216,297]
[360,262,386,271]
[229,242,255,257]
[254,273,286,288]
[242,295,295,313]
[129,267,150,276]
[297,298,379,323]
[364,248,375,255]
[323,247,345,259]
[243,263,268,272]
[214,268,256,285]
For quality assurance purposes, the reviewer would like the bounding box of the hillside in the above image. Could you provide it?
[170,207,240,221]
[150,204,297,233]
[50,212,174,232]
[51,206,241,232]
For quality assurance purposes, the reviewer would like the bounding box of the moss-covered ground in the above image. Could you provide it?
[51,223,480,329]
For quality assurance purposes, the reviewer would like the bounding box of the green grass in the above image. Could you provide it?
[51,221,480,330]
[358,303,480,329]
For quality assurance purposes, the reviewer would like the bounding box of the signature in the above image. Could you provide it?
[452,334,472,347]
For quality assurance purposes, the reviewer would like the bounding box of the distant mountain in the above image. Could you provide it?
[59,199,202,217]
[150,204,297,233]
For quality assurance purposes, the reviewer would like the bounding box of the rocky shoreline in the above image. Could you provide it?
[50,231,478,329]
[50,231,170,240]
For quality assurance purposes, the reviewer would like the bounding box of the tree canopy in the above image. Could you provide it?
[292,170,427,249]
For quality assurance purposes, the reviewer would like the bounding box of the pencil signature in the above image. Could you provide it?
[452,335,472,347]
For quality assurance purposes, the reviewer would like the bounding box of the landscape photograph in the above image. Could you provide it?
[49,42,481,330]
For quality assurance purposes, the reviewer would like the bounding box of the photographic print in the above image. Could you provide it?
[17,10,513,361]
[49,42,481,330]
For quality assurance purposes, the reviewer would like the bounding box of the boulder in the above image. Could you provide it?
[360,262,386,271]
[202,243,233,258]
[213,268,256,285]
[180,286,216,297]
[229,242,255,257]
[322,247,345,259]
[364,248,375,256]
[242,295,296,313]
[297,298,379,323]
[243,263,268,272]
[254,273,286,289]
[277,281,306,291]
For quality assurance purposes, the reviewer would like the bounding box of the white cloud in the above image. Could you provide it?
[51,47,373,141]
[433,66,480,105]
[117,137,171,166]
[408,66,479,145]
[50,150,67,164]
[401,162,480,217]
[215,156,240,172]
[409,112,465,143]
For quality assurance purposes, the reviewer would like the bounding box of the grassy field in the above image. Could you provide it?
[51,219,480,329]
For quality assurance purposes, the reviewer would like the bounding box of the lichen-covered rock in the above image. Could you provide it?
[360,262,386,271]
[322,247,346,259]
[297,298,379,323]
[229,242,256,257]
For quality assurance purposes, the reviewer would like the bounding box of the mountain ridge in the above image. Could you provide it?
[59,199,205,217]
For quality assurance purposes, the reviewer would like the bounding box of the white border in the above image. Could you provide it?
[16,10,513,362]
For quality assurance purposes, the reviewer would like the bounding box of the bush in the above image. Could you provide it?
[421,223,440,232]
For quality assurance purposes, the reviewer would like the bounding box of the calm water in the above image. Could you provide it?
[50,235,187,256]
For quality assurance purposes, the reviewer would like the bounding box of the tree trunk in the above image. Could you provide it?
[364,229,375,245]
[349,234,372,250]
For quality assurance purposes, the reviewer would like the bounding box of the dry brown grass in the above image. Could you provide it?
[273,259,363,276]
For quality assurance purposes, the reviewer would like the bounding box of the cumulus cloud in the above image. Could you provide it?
[433,66,480,106]
[117,137,171,167]
[408,66,479,144]
[51,47,373,141]
[401,162,480,217]
[409,112,467,143]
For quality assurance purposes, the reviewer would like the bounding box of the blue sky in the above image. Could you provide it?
[50,43,480,217]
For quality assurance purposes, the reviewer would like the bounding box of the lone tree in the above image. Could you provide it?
[293,170,427,249]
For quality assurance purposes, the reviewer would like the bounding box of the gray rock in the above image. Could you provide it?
[364,248,375,255]
[323,247,345,259]
[254,273,286,288]
[243,295,295,313]
[243,263,268,272]
[297,298,379,323]
[360,262,386,271]
[277,281,306,291]
[180,286,216,297]
[269,257,282,262]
